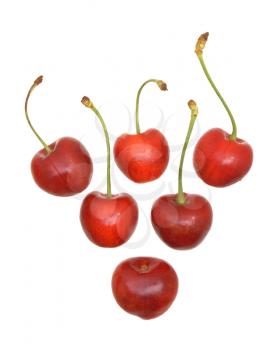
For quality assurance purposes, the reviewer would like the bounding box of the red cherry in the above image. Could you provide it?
[25,76,93,196]
[80,97,138,247]
[114,128,169,183]
[112,257,178,319]
[151,194,212,249]
[151,100,213,249]
[114,79,169,183]
[80,191,138,247]
[193,33,253,187]
[32,137,93,196]
[193,128,253,187]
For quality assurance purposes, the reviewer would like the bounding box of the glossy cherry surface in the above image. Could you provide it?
[151,100,213,249]
[80,96,139,248]
[112,257,178,319]
[114,79,169,183]
[193,128,253,187]
[80,191,138,247]
[25,76,93,196]
[32,137,93,196]
[151,193,212,249]
[193,33,253,187]
[114,128,169,183]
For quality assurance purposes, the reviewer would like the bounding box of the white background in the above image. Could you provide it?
[0,0,275,349]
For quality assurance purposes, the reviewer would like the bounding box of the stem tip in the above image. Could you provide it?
[188,100,198,117]
[81,96,93,109]
[34,75,43,85]
[156,80,168,91]
[195,32,209,55]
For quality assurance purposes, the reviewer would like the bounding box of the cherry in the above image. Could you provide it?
[193,33,253,187]
[114,79,169,183]
[25,76,93,196]
[151,101,213,249]
[80,97,138,248]
[112,257,178,319]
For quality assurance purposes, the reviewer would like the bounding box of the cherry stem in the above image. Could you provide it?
[177,100,198,205]
[195,32,237,141]
[135,79,168,134]
[24,76,52,154]
[81,97,112,197]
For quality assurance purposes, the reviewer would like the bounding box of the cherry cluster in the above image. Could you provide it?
[25,33,253,320]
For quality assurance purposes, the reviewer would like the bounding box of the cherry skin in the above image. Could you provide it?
[114,79,169,183]
[114,128,169,183]
[80,191,138,247]
[80,96,139,248]
[193,33,253,187]
[151,193,212,249]
[193,128,253,187]
[25,76,93,196]
[31,137,93,196]
[151,100,213,249]
[112,257,178,319]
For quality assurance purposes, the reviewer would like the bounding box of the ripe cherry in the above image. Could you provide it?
[25,76,93,196]
[193,33,253,187]
[112,257,178,319]
[80,97,138,248]
[114,79,169,183]
[151,101,213,249]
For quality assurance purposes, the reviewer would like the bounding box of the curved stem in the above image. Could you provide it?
[81,97,112,197]
[195,33,237,141]
[135,79,167,134]
[25,76,52,154]
[177,100,198,205]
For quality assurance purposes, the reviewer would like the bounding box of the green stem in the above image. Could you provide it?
[81,97,112,197]
[135,79,167,134]
[25,76,52,154]
[177,100,198,205]
[197,55,237,140]
[195,33,237,141]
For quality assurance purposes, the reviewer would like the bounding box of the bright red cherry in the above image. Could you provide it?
[112,257,178,319]
[81,191,138,247]
[25,76,93,196]
[193,33,253,187]
[151,193,212,249]
[151,101,213,249]
[193,128,253,187]
[114,79,169,183]
[80,97,138,248]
